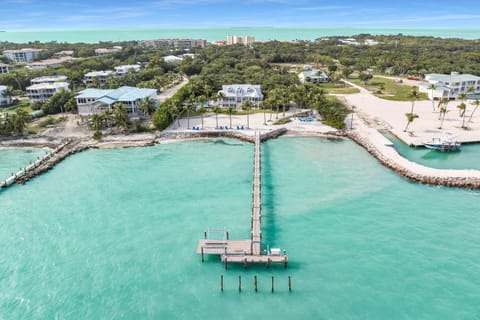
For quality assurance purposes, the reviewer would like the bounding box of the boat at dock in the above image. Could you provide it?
[423,134,461,152]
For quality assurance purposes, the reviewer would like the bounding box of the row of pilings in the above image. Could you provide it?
[346,130,480,189]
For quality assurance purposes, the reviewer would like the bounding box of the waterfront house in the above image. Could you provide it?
[114,65,141,75]
[26,82,70,102]
[75,86,159,117]
[218,85,263,109]
[298,69,329,84]
[3,48,41,63]
[0,85,12,106]
[84,71,114,86]
[418,72,480,100]
[0,63,9,74]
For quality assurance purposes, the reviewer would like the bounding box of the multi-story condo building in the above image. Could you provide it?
[418,72,480,100]
[84,71,114,86]
[3,48,41,63]
[26,82,70,102]
[218,84,263,109]
[0,63,9,74]
[114,65,141,75]
[138,39,207,50]
[0,85,12,106]
[75,86,159,117]
[226,35,255,46]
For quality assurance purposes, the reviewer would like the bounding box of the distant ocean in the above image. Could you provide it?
[1,27,479,43]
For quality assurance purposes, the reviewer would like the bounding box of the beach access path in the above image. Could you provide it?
[339,79,480,146]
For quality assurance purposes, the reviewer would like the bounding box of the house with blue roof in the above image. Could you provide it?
[76,86,159,117]
[298,69,329,84]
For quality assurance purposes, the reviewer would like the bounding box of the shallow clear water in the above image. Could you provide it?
[386,134,480,170]
[0,148,49,182]
[0,137,479,319]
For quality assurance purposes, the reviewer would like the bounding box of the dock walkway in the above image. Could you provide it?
[197,132,288,268]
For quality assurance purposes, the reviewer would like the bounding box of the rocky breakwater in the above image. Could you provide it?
[0,139,90,188]
[346,130,480,189]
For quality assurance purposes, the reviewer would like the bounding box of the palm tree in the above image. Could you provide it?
[185,95,195,129]
[404,112,418,132]
[457,102,467,128]
[409,87,419,114]
[1,85,14,105]
[138,97,156,117]
[101,109,114,128]
[468,99,480,123]
[216,91,225,109]
[242,100,253,129]
[91,113,103,131]
[427,83,436,111]
[11,109,31,134]
[197,95,207,129]
[437,98,449,120]
[438,106,448,129]
[227,106,234,129]
[456,93,467,115]
[113,103,129,129]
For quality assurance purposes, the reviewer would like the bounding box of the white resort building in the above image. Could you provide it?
[114,65,141,75]
[298,69,329,84]
[26,82,70,102]
[3,48,41,63]
[0,63,9,74]
[227,35,255,46]
[418,72,480,100]
[84,71,114,86]
[75,86,159,117]
[218,85,263,109]
[0,85,12,106]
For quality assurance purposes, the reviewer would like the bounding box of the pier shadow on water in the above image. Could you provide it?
[260,141,277,249]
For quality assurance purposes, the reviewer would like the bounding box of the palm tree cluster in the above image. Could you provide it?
[0,109,31,135]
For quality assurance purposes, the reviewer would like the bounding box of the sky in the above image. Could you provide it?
[2,0,480,30]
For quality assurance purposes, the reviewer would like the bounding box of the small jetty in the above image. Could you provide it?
[197,132,288,268]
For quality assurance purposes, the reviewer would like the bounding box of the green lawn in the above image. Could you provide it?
[318,82,360,94]
[350,77,427,101]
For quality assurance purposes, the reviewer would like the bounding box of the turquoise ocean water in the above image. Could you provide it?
[0,148,49,182]
[0,137,479,319]
[1,27,479,43]
[386,134,480,170]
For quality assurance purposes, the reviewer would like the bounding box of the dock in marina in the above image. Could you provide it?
[197,132,288,268]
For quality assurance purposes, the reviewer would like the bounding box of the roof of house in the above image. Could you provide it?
[426,73,480,83]
[0,85,7,90]
[221,84,263,98]
[84,70,114,77]
[26,82,70,90]
[31,75,68,83]
[299,69,328,79]
[76,86,157,104]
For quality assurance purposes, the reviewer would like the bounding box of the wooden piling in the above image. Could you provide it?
[271,276,274,293]
[238,275,242,292]
[221,274,224,292]
[254,275,258,292]
[288,276,292,292]
[201,247,204,262]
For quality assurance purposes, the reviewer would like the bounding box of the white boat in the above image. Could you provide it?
[423,133,461,152]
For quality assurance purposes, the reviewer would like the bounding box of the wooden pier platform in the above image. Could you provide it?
[197,132,288,267]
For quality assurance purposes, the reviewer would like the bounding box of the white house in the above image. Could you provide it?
[299,69,329,84]
[26,82,70,102]
[26,56,76,70]
[94,46,122,56]
[418,72,480,100]
[75,86,159,117]
[84,70,114,86]
[0,63,9,74]
[3,48,41,63]
[114,65,141,75]
[218,84,263,109]
[0,85,12,106]
[163,55,183,63]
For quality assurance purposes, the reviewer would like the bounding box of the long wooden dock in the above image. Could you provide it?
[197,132,288,268]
